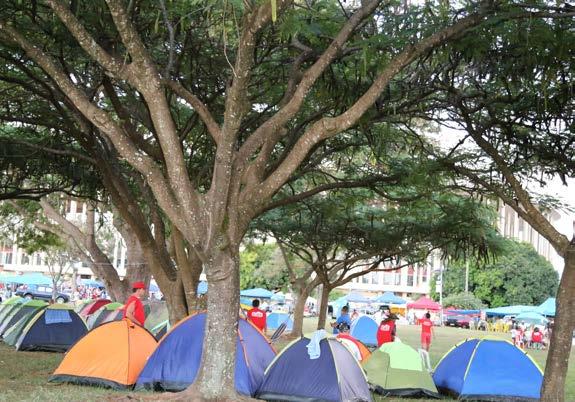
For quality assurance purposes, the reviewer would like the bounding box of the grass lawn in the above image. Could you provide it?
[0,317,572,401]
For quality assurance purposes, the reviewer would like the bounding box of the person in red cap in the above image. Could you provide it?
[123,281,147,326]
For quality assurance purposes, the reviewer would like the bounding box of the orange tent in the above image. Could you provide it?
[337,333,371,362]
[50,319,157,389]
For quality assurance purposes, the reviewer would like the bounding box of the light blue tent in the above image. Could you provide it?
[515,311,549,326]
[270,293,285,303]
[346,292,371,304]
[240,288,273,299]
[267,312,293,332]
[373,292,406,305]
[484,305,535,317]
[350,315,378,347]
[535,297,555,317]
[0,273,52,286]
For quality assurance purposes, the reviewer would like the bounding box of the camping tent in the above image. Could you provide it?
[515,311,549,326]
[87,302,123,329]
[50,319,157,389]
[255,334,372,402]
[144,301,169,333]
[336,333,371,362]
[266,312,293,332]
[535,297,555,317]
[0,297,25,326]
[16,304,88,352]
[350,315,378,347]
[3,302,50,346]
[373,292,406,305]
[240,288,274,299]
[407,297,441,311]
[78,299,111,318]
[0,299,47,336]
[136,313,275,396]
[433,338,543,400]
[363,342,438,398]
[150,320,170,340]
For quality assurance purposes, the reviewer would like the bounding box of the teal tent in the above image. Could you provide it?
[535,298,555,317]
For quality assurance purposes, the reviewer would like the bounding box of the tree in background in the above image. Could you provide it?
[436,241,558,308]
[442,292,485,310]
[240,243,289,291]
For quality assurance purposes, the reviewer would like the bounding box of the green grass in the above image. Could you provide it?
[0,318,572,401]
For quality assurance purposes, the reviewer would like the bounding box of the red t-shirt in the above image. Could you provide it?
[247,308,267,332]
[420,318,433,335]
[123,295,145,326]
[377,320,395,346]
[532,332,543,343]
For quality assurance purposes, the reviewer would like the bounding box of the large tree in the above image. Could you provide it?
[0,1,572,399]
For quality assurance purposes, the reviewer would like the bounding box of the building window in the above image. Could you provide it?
[21,254,30,265]
[36,254,42,265]
[75,202,83,213]
[383,272,394,285]
[422,267,428,283]
[361,275,369,284]
[407,266,414,287]
[371,272,379,284]
[394,269,401,285]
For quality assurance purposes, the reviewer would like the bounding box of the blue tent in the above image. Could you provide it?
[350,316,378,347]
[535,297,555,317]
[270,293,285,303]
[346,291,371,304]
[0,273,52,286]
[484,305,535,317]
[515,311,549,326]
[373,291,406,305]
[81,279,104,288]
[256,335,371,402]
[135,313,275,396]
[266,312,293,332]
[240,288,274,299]
[433,338,543,401]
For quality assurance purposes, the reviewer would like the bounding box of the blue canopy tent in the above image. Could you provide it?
[433,338,543,400]
[0,273,52,286]
[515,311,549,326]
[373,291,406,305]
[270,292,285,303]
[535,297,555,317]
[484,305,535,317]
[240,288,274,299]
[346,291,371,304]
[81,279,104,288]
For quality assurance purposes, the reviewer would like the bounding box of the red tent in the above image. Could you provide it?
[407,297,441,311]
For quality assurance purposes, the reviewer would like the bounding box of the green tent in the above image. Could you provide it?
[144,301,168,332]
[363,341,439,398]
[0,299,47,336]
[0,297,25,325]
[3,301,48,346]
[86,302,123,329]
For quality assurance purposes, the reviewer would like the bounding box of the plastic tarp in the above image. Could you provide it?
[433,339,543,400]
[373,291,407,305]
[407,297,441,311]
[535,297,555,317]
[240,288,274,299]
[256,337,371,402]
[136,313,275,396]
[484,305,535,317]
[350,316,378,347]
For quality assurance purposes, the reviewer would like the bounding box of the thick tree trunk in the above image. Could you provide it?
[541,243,575,402]
[316,284,331,330]
[292,286,310,338]
[180,244,240,400]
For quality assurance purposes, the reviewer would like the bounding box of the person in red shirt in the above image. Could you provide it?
[247,299,267,333]
[123,281,147,326]
[531,327,543,349]
[419,312,434,351]
[376,314,397,346]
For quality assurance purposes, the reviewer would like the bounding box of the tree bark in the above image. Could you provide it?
[541,242,575,402]
[292,285,310,338]
[180,244,241,400]
[316,284,331,330]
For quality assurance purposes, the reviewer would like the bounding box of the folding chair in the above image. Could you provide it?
[418,348,432,372]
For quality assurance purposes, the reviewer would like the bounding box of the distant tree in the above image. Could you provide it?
[442,292,485,310]
[438,241,558,307]
[240,243,289,291]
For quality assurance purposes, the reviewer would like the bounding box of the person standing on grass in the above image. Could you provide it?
[419,312,434,351]
[123,281,147,326]
[247,299,267,333]
[376,313,397,346]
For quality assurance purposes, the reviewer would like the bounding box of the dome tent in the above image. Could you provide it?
[266,312,293,332]
[50,319,157,389]
[255,333,372,402]
[15,304,87,352]
[433,338,543,401]
[3,302,51,346]
[0,299,47,336]
[363,341,438,398]
[135,312,275,396]
[77,299,111,318]
[350,315,378,347]
[86,302,123,329]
